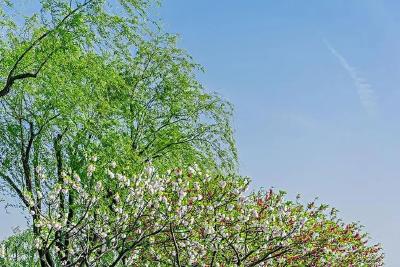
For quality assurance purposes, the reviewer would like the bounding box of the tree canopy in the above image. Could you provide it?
[0,1,383,266]
[0,163,384,266]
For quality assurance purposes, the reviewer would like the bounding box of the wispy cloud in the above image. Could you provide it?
[324,39,376,114]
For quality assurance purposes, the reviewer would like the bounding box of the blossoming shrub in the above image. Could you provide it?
[1,162,383,266]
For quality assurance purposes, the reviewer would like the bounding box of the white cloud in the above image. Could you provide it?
[324,39,376,114]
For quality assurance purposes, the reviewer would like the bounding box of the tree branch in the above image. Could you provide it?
[0,171,29,207]
[170,223,181,267]
[0,0,94,98]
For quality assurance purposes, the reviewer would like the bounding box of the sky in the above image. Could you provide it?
[158,1,400,265]
[1,0,400,265]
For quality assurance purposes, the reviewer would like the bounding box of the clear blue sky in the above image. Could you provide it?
[158,1,399,265]
[2,1,400,265]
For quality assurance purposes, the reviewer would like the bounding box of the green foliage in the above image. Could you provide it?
[0,165,384,266]
[0,1,237,265]
[0,230,36,266]
[0,0,236,200]
[0,1,384,266]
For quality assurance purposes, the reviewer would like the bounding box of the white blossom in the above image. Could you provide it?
[107,169,115,179]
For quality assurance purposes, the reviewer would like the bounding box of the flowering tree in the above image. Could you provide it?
[1,0,236,265]
[1,162,383,266]
[0,1,384,266]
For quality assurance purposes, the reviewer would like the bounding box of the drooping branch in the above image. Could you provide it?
[0,171,29,207]
[0,0,94,98]
[138,117,188,155]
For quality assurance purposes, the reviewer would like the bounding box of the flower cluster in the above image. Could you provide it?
[1,161,383,266]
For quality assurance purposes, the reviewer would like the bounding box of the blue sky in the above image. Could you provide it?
[2,0,400,265]
[158,1,400,265]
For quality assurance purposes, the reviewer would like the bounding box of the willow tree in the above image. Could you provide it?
[1,0,235,266]
[0,1,384,267]
[0,0,236,169]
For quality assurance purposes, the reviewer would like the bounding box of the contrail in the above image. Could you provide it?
[324,39,376,114]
